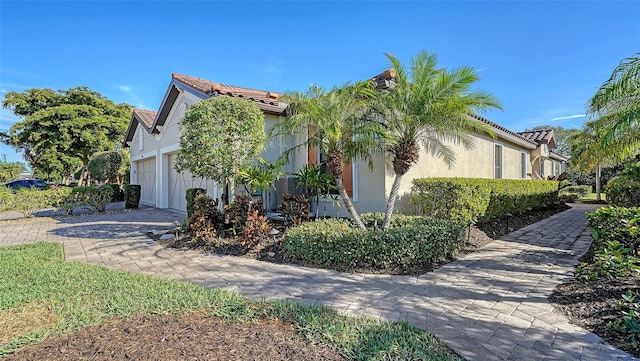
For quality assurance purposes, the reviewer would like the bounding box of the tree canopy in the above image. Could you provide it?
[0,159,27,182]
[274,82,384,229]
[88,151,122,183]
[377,51,501,228]
[1,87,132,183]
[175,96,266,189]
[587,53,640,160]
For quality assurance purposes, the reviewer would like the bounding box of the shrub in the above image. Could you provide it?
[13,188,51,217]
[277,194,309,226]
[186,188,207,218]
[587,207,640,253]
[576,241,640,280]
[124,184,141,209]
[72,185,114,213]
[411,178,559,223]
[239,210,271,248]
[560,185,592,198]
[606,177,640,207]
[224,195,264,231]
[0,186,14,212]
[283,216,465,270]
[188,209,217,243]
[612,291,640,348]
[192,194,225,230]
[110,183,125,202]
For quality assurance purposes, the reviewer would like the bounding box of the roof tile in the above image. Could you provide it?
[133,108,157,129]
[516,129,555,144]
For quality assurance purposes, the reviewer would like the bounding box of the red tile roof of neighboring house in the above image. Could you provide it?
[171,73,286,114]
[470,114,538,146]
[133,108,157,129]
[516,129,555,145]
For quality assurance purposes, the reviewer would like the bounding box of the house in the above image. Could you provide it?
[124,72,567,215]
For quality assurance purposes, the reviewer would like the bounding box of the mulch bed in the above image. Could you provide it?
[550,249,640,357]
[4,312,344,361]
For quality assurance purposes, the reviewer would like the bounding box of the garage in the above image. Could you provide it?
[136,158,156,206]
[167,153,220,212]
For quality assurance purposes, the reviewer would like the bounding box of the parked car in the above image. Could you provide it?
[4,179,49,190]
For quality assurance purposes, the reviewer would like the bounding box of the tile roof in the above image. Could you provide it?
[372,69,396,90]
[516,129,555,145]
[470,114,538,146]
[133,108,157,129]
[171,73,286,114]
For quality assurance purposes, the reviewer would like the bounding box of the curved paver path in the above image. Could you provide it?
[0,204,636,361]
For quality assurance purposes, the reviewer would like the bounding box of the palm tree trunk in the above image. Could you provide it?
[382,173,403,229]
[595,164,602,201]
[334,176,366,229]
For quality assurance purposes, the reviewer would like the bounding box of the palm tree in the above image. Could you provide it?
[273,82,385,229]
[377,51,502,229]
[588,54,640,159]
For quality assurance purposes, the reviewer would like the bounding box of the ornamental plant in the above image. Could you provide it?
[176,97,266,194]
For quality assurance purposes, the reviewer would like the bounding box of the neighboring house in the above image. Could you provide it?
[124,72,567,215]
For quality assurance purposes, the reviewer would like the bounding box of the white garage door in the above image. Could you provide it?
[136,158,156,206]
[167,153,221,212]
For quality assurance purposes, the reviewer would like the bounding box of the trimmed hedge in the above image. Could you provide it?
[605,177,640,207]
[124,184,141,209]
[282,215,465,271]
[587,207,640,253]
[410,178,559,223]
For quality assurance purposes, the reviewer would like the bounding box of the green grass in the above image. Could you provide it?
[579,192,607,203]
[0,242,461,360]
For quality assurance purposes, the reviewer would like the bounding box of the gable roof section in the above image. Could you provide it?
[470,114,538,149]
[516,129,557,148]
[123,108,158,145]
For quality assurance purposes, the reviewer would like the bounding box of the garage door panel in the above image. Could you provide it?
[136,158,156,206]
[168,154,220,212]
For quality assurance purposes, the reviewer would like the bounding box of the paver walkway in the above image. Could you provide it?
[0,204,636,361]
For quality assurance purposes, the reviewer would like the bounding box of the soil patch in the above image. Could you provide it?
[550,249,640,357]
[4,312,344,361]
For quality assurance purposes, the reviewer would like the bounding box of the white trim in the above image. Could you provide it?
[520,152,527,179]
[131,151,156,162]
[352,160,358,202]
[160,143,181,155]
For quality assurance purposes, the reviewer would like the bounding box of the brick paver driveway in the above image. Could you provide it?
[0,204,636,361]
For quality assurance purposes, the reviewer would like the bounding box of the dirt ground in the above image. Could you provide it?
[550,252,640,357]
[4,313,344,361]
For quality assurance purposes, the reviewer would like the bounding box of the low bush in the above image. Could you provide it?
[186,188,206,218]
[224,195,264,232]
[277,194,309,226]
[13,188,51,217]
[0,187,14,212]
[193,194,224,230]
[110,184,125,202]
[576,241,640,280]
[411,178,559,223]
[124,184,141,209]
[606,177,640,207]
[612,291,640,348]
[561,185,592,198]
[71,185,114,213]
[239,210,271,248]
[587,207,640,253]
[283,216,465,271]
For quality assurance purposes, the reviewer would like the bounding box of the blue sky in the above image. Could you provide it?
[1,1,638,164]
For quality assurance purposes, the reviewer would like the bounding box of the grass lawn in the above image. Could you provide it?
[579,192,607,203]
[0,242,461,360]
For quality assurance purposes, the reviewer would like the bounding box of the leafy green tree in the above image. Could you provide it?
[175,96,266,202]
[0,160,27,182]
[293,164,336,219]
[588,53,640,160]
[2,87,131,185]
[274,82,384,229]
[377,51,502,229]
[88,151,122,183]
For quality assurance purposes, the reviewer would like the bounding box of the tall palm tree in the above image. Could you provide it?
[273,82,385,229]
[568,121,612,200]
[378,51,502,229]
[588,54,640,159]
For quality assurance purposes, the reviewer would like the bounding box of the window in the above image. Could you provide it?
[554,162,560,176]
[494,144,502,179]
[520,152,527,179]
[308,143,353,197]
[539,159,545,177]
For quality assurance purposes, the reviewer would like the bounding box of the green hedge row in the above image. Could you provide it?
[410,178,559,223]
[587,207,640,252]
[282,214,465,271]
[605,178,640,207]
